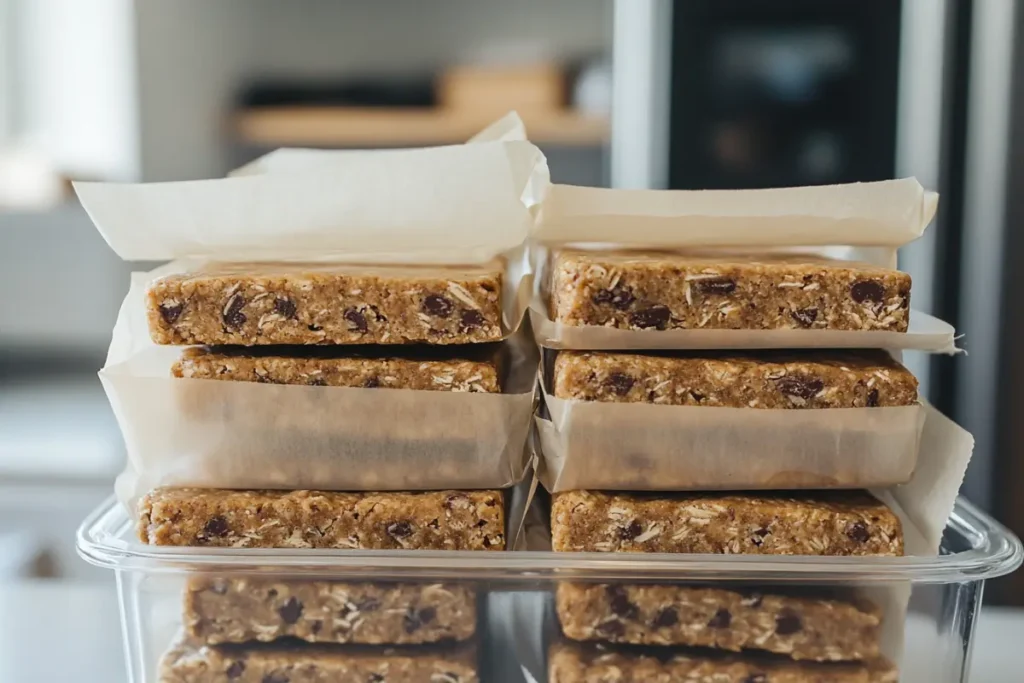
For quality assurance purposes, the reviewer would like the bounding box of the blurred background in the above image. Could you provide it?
[0,0,1021,621]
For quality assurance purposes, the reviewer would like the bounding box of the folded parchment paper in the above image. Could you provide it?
[73,123,548,505]
[528,179,956,352]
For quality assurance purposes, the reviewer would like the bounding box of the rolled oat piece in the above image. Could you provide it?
[185,578,476,645]
[139,488,505,550]
[148,262,503,346]
[550,490,902,556]
[552,349,917,408]
[160,637,478,683]
[174,345,502,392]
[549,251,911,332]
[556,583,881,661]
[549,642,898,683]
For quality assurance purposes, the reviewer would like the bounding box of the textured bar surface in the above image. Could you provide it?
[549,642,897,683]
[174,345,502,392]
[556,583,881,661]
[148,262,503,346]
[550,491,902,555]
[549,251,911,332]
[552,349,917,408]
[160,638,478,683]
[186,578,476,645]
[139,489,505,550]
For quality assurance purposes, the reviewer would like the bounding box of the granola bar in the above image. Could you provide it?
[138,489,505,550]
[160,637,478,683]
[549,642,898,683]
[556,583,882,661]
[548,251,911,332]
[174,345,502,392]
[186,578,476,645]
[148,262,503,346]
[552,350,917,408]
[550,491,902,555]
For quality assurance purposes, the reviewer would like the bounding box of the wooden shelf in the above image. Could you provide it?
[233,107,609,147]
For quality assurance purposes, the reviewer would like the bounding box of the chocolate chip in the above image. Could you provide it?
[344,308,368,332]
[851,280,885,304]
[403,606,436,633]
[775,611,803,635]
[607,586,638,619]
[775,376,824,401]
[422,294,454,318]
[752,527,770,546]
[605,372,635,396]
[203,516,230,538]
[460,309,485,330]
[262,674,289,683]
[742,675,767,683]
[428,518,439,529]
[791,307,818,327]
[707,608,732,628]
[867,388,879,407]
[274,298,297,319]
[629,305,671,330]
[308,323,323,331]
[278,597,303,624]
[618,520,643,540]
[223,296,246,328]
[593,286,635,310]
[159,302,183,324]
[653,607,678,628]
[267,588,278,598]
[225,661,245,679]
[847,521,871,543]
[689,390,705,403]
[311,620,323,634]
[387,521,413,538]
[596,620,625,637]
[368,675,385,683]
[694,277,737,295]
[363,377,381,388]
[308,377,327,386]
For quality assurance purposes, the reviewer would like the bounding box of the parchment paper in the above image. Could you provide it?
[533,179,937,249]
[74,138,546,264]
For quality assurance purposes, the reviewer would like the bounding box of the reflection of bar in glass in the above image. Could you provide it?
[549,250,912,332]
[139,488,506,550]
[148,261,504,346]
[160,637,479,683]
[552,349,918,408]
[174,345,503,392]
[550,490,903,555]
[549,641,897,683]
[556,583,881,662]
[186,578,477,645]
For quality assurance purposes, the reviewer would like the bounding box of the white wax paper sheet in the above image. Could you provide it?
[533,179,938,249]
[74,137,547,265]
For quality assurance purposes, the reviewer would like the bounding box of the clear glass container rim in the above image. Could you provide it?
[77,495,1022,584]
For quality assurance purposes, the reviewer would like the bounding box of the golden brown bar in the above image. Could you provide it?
[549,642,898,683]
[186,578,476,645]
[174,345,502,392]
[550,491,902,556]
[555,583,882,661]
[549,251,911,332]
[139,489,505,550]
[160,638,479,683]
[552,349,917,408]
[148,262,503,346]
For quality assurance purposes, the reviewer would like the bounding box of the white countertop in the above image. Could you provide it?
[0,580,1020,683]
